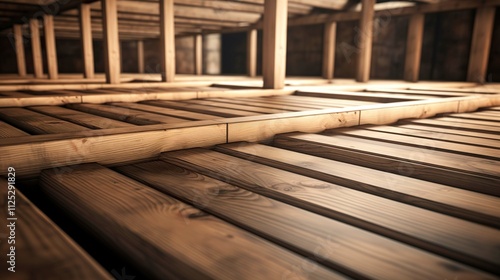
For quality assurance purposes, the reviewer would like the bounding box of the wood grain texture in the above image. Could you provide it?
[0,120,29,138]
[356,0,374,82]
[209,97,307,111]
[144,100,257,117]
[40,164,343,280]
[29,19,43,78]
[322,21,336,80]
[262,0,287,89]
[467,6,495,82]
[404,13,424,82]
[399,123,500,141]
[117,160,495,279]
[404,118,500,134]
[43,15,58,80]
[112,102,220,120]
[29,106,134,129]
[216,142,500,228]
[160,0,175,82]
[102,0,121,84]
[13,24,26,77]
[0,107,89,134]
[247,29,257,77]
[181,99,289,114]
[161,148,500,274]
[275,133,500,196]
[446,112,500,122]
[79,3,95,79]
[0,178,111,280]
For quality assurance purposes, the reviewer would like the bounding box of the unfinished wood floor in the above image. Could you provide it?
[7,107,498,279]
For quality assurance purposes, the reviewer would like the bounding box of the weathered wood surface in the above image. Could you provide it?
[0,178,112,280]
[216,142,500,228]
[117,160,496,279]
[0,120,29,138]
[40,164,344,280]
[162,148,500,274]
[274,133,500,196]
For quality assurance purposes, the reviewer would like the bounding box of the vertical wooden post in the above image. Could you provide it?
[247,29,257,77]
[356,0,375,82]
[137,40,144,74]
[43,15,58,80]
[13,25,26,77]
[80,3,94,79]
[29,19,43,78]
[194,34,202,75]
[404,13,424,82]
[263,0,288,89]
[102,0,120,84]
[467,6,495,83]
[160,0,175,82]
[322,21,336,80]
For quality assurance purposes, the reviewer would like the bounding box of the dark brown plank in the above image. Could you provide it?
[0,120,29,138]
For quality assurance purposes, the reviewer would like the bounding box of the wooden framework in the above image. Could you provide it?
[404,13,424,82]
[356,0,375,82]
[29,19,43,78]
[43,15,58,80]
[79,3,94,79]
[13,24,26,77]
[194,34,202,75]
[137,40,144,74]
[160,0,176,82]
[467,6,496,83]
[322,21,336,80]
[102,0,120,84]
[247,29,257,78]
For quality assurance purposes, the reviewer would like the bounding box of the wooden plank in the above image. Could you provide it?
[296,89,430,102]
[209,97,307,111]
[467,6,495,82]
[102,0,120,84]
[0,120,29,138]
[67,103,189,125]
[144,100,257,117]
[0,108,90,134]
[274,133,500,196]
[356,0,375,82]
[43,15,58,80]
[13,24,26,77]
[162,148,500,274]
[40,164,343,280]
[247,29,257,77]
[434,116,500,127]
[0,178,112,279]
[404,118,500,134]
[217,142,500,228]
[181,99,290,114]
[322,22,336,80]
[194,34,202,75]
[399,123,500,141]
[80,3,95,79]
[29,19,43,78]
[112,102,220,120]
[160,0,175,82]
[446,112,500,122]
[262,0,287,89]
[404,13,424,82]
[29,106,134,129]
[117,160,496,279]
[366,88,470,97]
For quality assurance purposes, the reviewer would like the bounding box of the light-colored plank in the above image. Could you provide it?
[356,0,375,82]
[80,3,95,79]
[29,106,134,129]
[399,123,500,141]
[0,178,112,279]
[181,99,289,114]
[13,24,26,77]
[194,34,202,75]
[247,29,257,77]
[404,13,424,82]
[43,15,58,80]
[162,148,500,274]
[405,118,500,133]
[0,108,90,134]
[118,160,495,279]
[112,102,220,120]
[40,164,343,280]
[0,120,29,138]
[262,0,288,89]
[447,112,500,122]
[144,100,257,117]
[29,19,43,78]
[322,22,336,80]
[160,0,176,82]
[102,0,121,84]
[467,6,495,82]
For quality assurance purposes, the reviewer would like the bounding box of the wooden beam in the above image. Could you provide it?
[356,0,374,82]
[404,13,424,82]
[160,0,176,82]
[13,24,26,77]
[194,34,202,75]
[247,29,257,77]
[137,40,144,73]
[262,0,288,89]
[43,15,58,80]
[29,19,43,78]
[322,21,336,80]
[80,3,94,79]
[102,0,120,84]
[467,6,496,83]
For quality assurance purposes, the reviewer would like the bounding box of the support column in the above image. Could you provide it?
[194,34,202,75]
[160,0,175,82]
[404,13,424,82]
[467,6,495,83]
[80,3,94,79]
[263,0,288,89]
[322,21,336,80]
[137,40,144,74]
[102,0,120,84]
[43,15,58,80]
[247,29,257,77]
[29,19,43,78]
[356,0,374,82]
[13,25,26,77]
